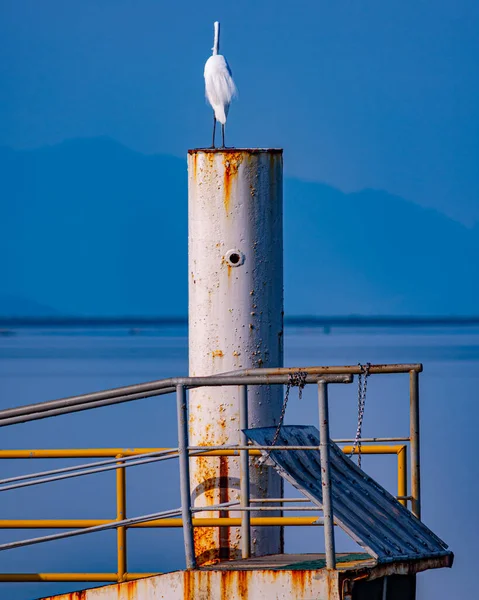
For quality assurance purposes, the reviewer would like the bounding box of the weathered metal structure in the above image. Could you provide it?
[0,365,452,600]
[188,149,284,563]
[0,147,453,599]
[0,365,453,600]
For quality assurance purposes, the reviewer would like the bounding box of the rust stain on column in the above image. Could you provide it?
[223,153,242,213]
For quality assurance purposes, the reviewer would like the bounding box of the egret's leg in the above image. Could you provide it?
[221,124,225,148]
[210,114,216,149]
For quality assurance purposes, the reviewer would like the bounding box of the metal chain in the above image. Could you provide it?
[349,362,371,468]
[259,371,307,464]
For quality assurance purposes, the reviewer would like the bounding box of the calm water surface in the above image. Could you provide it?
[0,326,476,599]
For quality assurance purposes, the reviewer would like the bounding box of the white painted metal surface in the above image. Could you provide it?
[40,568,337,600]
[187,149,284,563]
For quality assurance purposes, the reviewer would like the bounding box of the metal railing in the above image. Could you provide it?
[0,363,422,583]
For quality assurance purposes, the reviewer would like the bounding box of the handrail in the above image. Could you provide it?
[0,444,407,504]
[0,449,180,491]
[0,365,419,425]
[0,442,408,582]
[0,363,421,585]
[0,372,350,427]
[0,364,416,516]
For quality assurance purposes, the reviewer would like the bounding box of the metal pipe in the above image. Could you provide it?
[334,437,410,443]
[0,388,174,428]
[174,516,326,527]
[188,445,323,451]
[382,575,388,600]
[176,385,196,569]
[0,516,322,529]
[0,447,262,459]
[189,445,312,451]
[0,443,405,492]
[341,445,406,454]
[216,507,323,513]
[0,573,159,583]
[0,373,352,427]
[116,455,127,582]
[189,448,261,456]
[410,370,421,518]
[0,449,181,492]
[239,385,251,559]
[0,508,184,552]
[0,373,261,423]
[318,381,336,569]
[0,573,133,583]
[191,501,239,513]
[0,363,416,423]
[0,380,177,420]
[0,442,405,461]
[222,364,423,376]
[0,448,170,459]
[0,373,233,422]
[0,449,179,487]
[0,519,112,528]
[397,446,408,507]
[0,444,404,493]
[176,374,352,386]
[250,498,309,503]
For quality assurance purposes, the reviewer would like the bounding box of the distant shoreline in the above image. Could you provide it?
[1,316,479,328]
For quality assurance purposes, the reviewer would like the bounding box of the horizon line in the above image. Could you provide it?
[1,315,479,328]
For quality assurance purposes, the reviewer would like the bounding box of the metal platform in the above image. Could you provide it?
[201,553,375,571]
[38,553,449,600]
[0,364,453,599]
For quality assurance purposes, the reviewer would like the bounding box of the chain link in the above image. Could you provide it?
[349,362,371,468]
[259,371,307,464]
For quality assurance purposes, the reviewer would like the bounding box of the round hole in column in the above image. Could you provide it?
[225,249,245,267]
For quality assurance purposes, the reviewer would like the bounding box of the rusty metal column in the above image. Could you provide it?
[187,148,284,564]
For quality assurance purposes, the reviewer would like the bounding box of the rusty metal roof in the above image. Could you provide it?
[244,425,452,565]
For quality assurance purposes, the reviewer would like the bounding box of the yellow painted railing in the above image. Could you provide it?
[0,444,407,583]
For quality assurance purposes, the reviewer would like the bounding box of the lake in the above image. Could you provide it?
[0,326,476,599]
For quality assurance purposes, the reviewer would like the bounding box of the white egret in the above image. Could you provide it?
[204,21,237,148]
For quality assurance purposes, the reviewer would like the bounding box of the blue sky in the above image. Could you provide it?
[1,0,478,224]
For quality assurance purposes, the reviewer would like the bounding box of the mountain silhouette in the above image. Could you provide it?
[1,138,477,316]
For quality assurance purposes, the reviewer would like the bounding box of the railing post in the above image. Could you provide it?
[239,385,251,559]
[409,370,421,519]
[176,384,196,569]
[318,380,336,569]
[115,454,127,582]
[397,445,407,507]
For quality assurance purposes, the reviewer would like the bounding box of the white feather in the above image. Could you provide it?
[204,22,237,125]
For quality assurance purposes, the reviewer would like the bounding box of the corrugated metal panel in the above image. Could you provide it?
[244,426,452,564]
